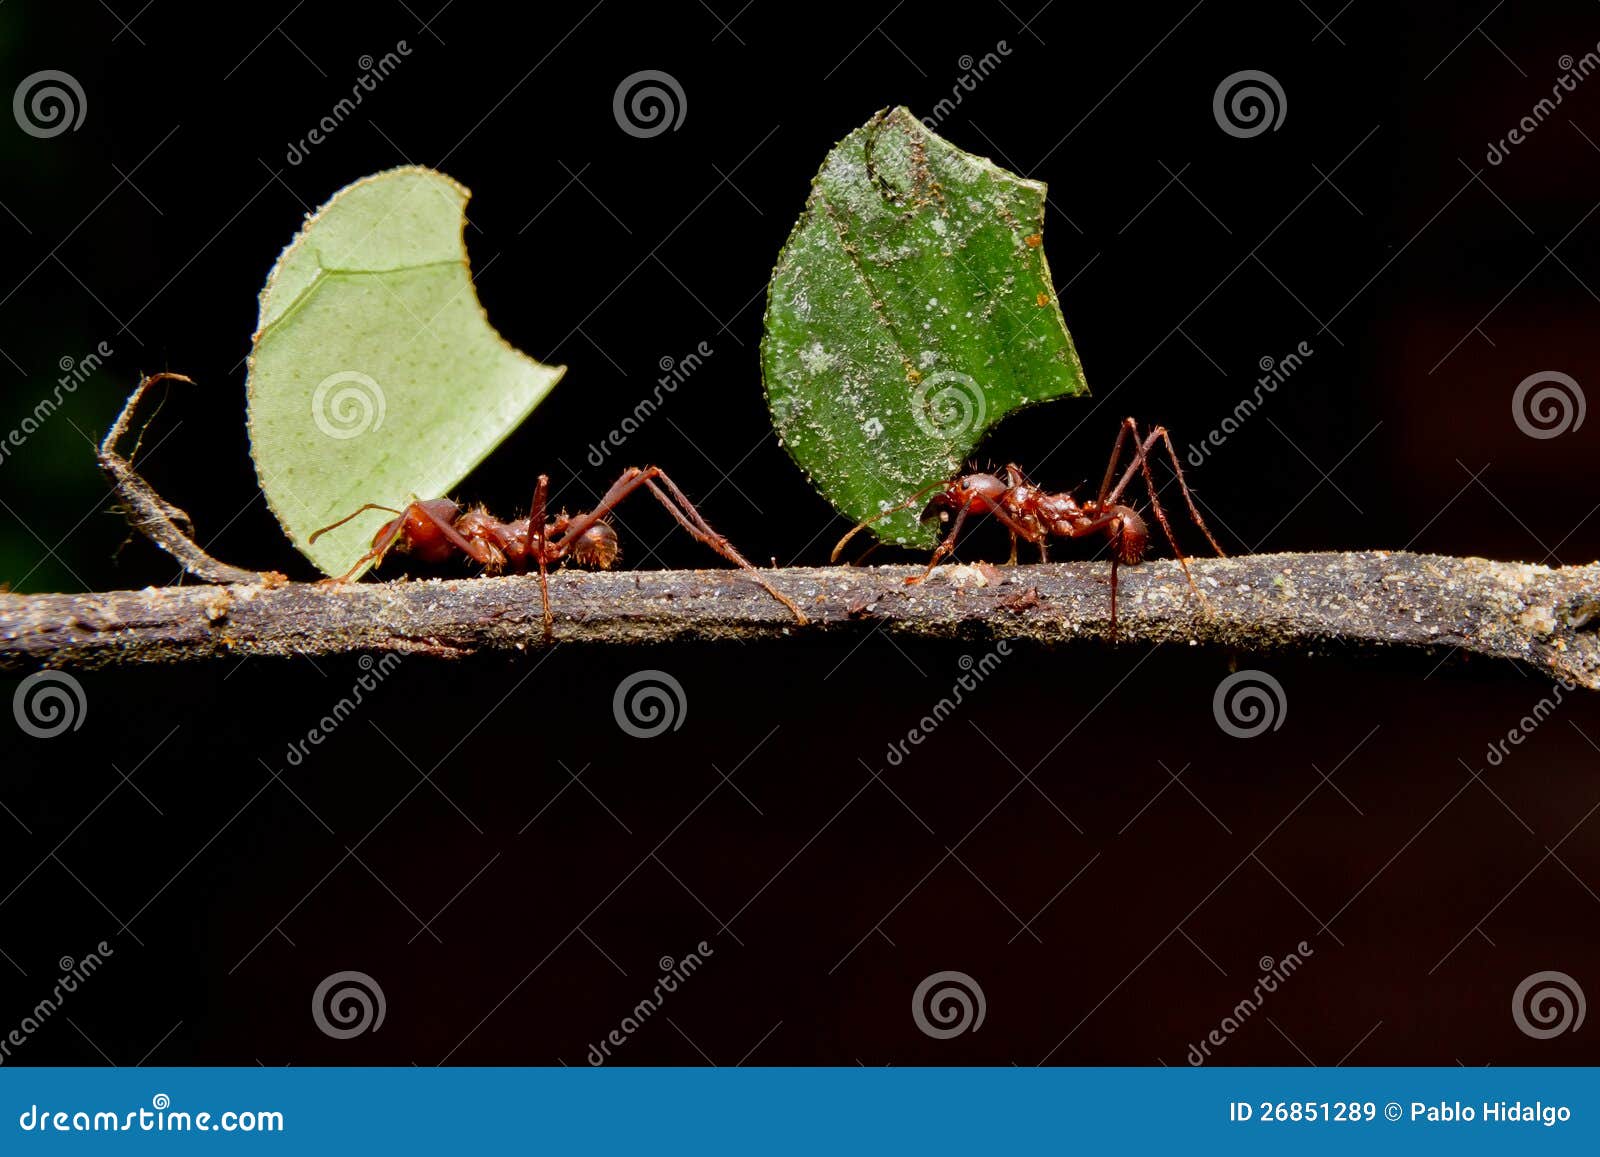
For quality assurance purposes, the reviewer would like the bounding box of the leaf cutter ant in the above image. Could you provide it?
[313,466,806,638]
[832,417,1225,635]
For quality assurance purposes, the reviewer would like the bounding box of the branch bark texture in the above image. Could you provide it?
[3,552,1599,686]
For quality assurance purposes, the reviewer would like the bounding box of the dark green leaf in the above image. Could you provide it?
[761,107,1089,547]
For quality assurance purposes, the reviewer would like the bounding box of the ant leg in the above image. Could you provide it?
[550,467,653,546]
[554,467,807,624]
[1100,417,1153,508]
[1094,416,1202,613]
[997,467,1025,565]
[981,502,1046,567]
[1100,421,1223,556]
[1107,420,1202,596]
[1146,427,1225,558]
[529,474,553,640]
[639,474,807,623]
[324,539,395,584]
[830,479,947,563]
[1110,555,1120,640]
[1096,419,1135,505]
[907,496,977,585]
[1059,511,1128,637]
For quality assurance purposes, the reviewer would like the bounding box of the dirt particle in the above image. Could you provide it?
[997,587,1041,611]
[202,590,233,624]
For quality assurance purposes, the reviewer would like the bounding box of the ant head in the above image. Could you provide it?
[1109,505,1148,564]
[920,473,1008,522]
[572,521,620,569]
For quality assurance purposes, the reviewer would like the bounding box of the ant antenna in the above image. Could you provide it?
[309,503,403,545]
[830,479,947,563]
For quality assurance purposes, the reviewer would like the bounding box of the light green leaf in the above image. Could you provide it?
[761,107,1089,548]
[247,166,565,577]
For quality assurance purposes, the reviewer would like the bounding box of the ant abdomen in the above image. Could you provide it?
[571,523,619,569]
[1109,506,1149,564]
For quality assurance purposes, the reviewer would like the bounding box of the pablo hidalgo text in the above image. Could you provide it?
[1410,1101,1571,1126]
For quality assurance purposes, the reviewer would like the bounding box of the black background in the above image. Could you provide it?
[2,0,1598,1066]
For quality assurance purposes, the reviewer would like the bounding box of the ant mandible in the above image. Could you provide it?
[313,466,807,638]
[832,417,1226,634]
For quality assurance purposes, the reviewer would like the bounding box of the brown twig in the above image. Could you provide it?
[97,373,284,587]
[2,552,1598,685]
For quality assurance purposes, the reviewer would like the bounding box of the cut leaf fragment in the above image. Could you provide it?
[247,166,565,577]
[761,107,1089,548]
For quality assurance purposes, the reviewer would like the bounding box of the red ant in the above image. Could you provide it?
[832,417,1226,634]
[312,466,806,637]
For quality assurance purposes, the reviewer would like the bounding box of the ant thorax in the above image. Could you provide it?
[453,506,513,572]
[1028,490,1084,533]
